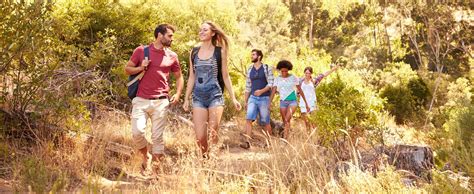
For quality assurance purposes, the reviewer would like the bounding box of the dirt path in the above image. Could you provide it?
[84,120,279,191]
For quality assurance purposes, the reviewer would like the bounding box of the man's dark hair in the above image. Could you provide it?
[251,49,263,61]
[154,24,175,38]
[304,67,313,74]
[276,60,293,70]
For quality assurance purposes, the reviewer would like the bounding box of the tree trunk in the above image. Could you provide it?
[384,23,393,62]
[383,7,392,62]
[424,65,444,128]
[309,11,314,49]
[373,25,377,47]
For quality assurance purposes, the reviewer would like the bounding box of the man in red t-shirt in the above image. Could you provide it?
[125,24,183,174]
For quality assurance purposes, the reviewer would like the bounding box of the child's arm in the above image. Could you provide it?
[322,63,340,77]
[313,63,340,85]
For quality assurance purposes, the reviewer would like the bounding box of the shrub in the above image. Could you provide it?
[407,77,430,108]
[432,105,474,177]
[426,170,472,193]
[380,85,418,124]
[311,71,384,145]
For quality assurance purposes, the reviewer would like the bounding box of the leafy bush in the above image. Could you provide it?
[426,170,472,193]
[19,156,69,193]
[380,85,418,124]
[431,78,473,177]
[380,77,430,125]
[311,70,384,145]
[407,77,430,107]
[1,1,92,139]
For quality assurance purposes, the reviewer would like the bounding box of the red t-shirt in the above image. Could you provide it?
[130,44,180,99]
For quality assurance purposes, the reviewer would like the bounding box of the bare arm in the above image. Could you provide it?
[170,70,184,104]
[254,85,271,96]
[322,64,340,77]
[183,51,195,111]
[244,91,250,110]
[125,60,147,75]
[297,84,310,112]
[269,86,277,107]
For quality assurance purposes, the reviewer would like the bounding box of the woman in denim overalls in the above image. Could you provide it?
[183,21,241,157]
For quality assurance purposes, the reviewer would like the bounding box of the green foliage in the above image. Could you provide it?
[1,2,58,113]
[21,157,48,193]
[380,85,417,124]
[378,62,429,124]
[401,4,472,77]
[407,77,430,107]
[233,0,295,75]
[427,170,472,193]
[0,1,92,138]
[19,156,68,193]
[312,70,384,145]
[444,78,472,112]
[431,78,473,176]
[379,62,418,87]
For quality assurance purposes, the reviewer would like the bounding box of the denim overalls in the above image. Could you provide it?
[192,50,224,108]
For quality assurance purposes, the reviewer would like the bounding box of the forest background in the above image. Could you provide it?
[0,0,472,192]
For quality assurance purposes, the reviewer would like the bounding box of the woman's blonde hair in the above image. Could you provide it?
[203,21,229,51]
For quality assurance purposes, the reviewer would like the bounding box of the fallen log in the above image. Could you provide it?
[166,110,193,128]
[106,141,134,159]
[67,132,134,159]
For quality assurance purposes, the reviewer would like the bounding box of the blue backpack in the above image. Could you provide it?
[127,46,149,100]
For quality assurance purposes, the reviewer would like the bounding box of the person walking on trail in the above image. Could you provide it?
[299,64,340,131]
[125,24,184,175]
[183,21,241,158]
[270,60,310,140]
[241,49,274,149]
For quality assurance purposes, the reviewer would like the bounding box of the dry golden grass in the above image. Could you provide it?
[7,110,459,192]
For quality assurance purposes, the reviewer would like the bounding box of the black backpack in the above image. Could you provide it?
[191,46,225,93]
[127,45,149,100]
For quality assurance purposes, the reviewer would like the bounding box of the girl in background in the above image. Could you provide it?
[299,64,339,131]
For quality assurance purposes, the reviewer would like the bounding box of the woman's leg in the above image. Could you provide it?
[284,105,297,139]
[193,107,209,156]
[301,112,310,131]
[280,107,288,139]
[208,105,224,146]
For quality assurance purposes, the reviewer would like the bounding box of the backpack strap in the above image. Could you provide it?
[190,46,200,72]
[144,45,149,61]
[126,45,149,87]
[215,47,225,92]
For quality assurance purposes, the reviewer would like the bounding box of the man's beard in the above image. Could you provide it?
[162,40,172,47]
[251,58,258,63]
